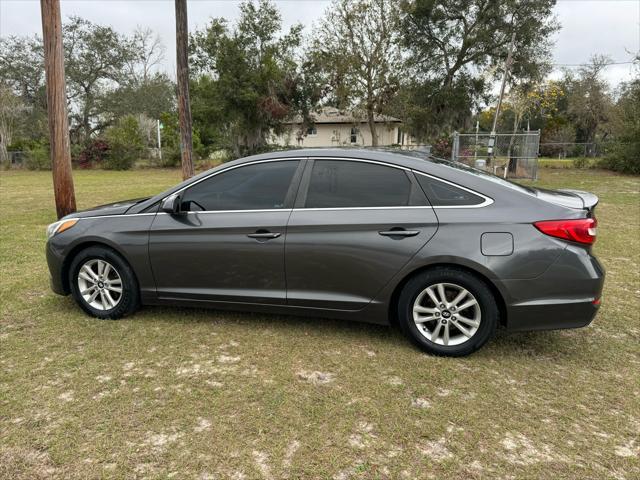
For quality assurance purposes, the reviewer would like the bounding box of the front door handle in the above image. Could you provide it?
[247,230,281,239]
[379,229,420,237]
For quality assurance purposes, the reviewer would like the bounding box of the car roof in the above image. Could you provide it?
[237,148,433,170]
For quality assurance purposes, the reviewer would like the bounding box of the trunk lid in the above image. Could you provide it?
[530,187,598,212]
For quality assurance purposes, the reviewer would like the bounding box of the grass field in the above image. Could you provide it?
[1,168,639,479]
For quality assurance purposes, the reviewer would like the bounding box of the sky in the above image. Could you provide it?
[1,0,638,87]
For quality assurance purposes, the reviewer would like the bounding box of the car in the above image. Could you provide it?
[46,149,605,356]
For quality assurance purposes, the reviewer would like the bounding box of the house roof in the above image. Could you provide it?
[284,107,401,125]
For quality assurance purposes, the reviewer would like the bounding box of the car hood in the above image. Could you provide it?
[67,197,151,218]
[529,188,598,211]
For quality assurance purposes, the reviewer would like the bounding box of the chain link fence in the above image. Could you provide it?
[538,142,612,158]
[451,131,540,180]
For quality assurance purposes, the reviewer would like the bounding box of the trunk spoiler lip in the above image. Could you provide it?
[557,189,599,210]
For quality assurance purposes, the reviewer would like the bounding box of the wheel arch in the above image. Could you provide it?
[61,240,137,294]
[388,262,508,328]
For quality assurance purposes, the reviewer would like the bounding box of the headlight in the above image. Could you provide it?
[46,218,79,239]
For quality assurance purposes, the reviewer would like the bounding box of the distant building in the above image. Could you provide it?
[272,107,417,148]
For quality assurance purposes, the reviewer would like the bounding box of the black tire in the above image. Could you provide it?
[397,267,498,356]
[69,246,140,319]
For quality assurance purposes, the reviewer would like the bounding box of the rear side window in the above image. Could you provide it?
[181,161,298,211]
[305,160,415,208]
[416,174,485,206]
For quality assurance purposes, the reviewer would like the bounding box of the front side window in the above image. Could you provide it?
[305,160,415,208]
[416,174,485,206]
[181,161,298,211]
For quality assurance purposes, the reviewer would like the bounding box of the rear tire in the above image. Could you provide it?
[397,267,498,356]
[69,246,140,319]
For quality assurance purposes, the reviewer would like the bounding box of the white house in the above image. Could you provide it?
[272,107,417,148]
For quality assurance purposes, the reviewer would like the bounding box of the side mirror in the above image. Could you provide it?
[161,194,182,215]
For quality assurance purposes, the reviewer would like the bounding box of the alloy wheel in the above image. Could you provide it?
[77,259,123,311]
[412,282,481,346]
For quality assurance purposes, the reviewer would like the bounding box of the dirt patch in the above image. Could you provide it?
[0,447,56,480]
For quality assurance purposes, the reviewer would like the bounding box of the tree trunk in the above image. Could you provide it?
[175,0,194,180]
[0,123,11,167]
[41,0,76,219]
[367,109,378,147]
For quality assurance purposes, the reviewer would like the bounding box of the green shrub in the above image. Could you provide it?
[572,157,588,169]
[24,146,51,170]
[158,147,182,168]
[104,115,144,170]
[601,142,640,175]
[600,80,640,174]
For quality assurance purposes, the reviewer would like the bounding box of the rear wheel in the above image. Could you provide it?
[69,246,140,319]
[397,268,498,356]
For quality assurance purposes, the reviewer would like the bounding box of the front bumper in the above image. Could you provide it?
[46,240,68,295]
[503,245,605,332]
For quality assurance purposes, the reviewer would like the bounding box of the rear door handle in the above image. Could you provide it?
[379,229,420,237]
[247,231,281,239]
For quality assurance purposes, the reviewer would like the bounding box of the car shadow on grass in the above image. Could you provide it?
[128,305,593,360]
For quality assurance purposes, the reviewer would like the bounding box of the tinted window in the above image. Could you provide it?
[181,161,298,211]
[416,174,485,206]
[305,160,413,208]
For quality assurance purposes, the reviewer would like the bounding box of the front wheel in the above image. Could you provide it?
[69,246,140,319]
[397,268,498,356]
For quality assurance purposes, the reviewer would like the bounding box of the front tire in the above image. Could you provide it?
[397,268,498,356]
[69,246,140,319]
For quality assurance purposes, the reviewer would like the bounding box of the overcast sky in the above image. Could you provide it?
[1,0,638,87]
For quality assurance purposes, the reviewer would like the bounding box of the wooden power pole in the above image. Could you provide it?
[40,0,76,219]
[175,0,194,180]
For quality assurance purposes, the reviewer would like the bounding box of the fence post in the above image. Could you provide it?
[451,132,458,162]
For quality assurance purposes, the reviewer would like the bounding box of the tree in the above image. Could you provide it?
[565,55,614,149]
[63,16,135,142]
[126,27,166,84]
[190,0,310,156]
[602,76,640,173]
[1,21,171,146]
[0,86,29,165]
[0,36,49,143]
[309,0,401,146]
[399,0,558,139]
[104,74,175,121]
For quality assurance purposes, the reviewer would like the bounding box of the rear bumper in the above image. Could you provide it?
[506,299,600,331]
[503,245,605,332]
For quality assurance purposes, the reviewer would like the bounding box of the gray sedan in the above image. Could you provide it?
[46,149,605,356]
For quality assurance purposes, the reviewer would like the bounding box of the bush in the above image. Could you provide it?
[76,139,110,168]
[431,136,452,159]
[600,80,640,174]
[103,115,144,170]
[572,157,588,169]
[158,147,182,168]
[24,146,50,170]
[601,143,640,174]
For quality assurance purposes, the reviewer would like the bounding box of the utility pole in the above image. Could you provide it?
[40,0,76,219]
[487,31,516,167]
[175,0,194,180]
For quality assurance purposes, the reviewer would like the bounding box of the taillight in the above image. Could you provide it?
[534,218,597,245]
